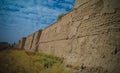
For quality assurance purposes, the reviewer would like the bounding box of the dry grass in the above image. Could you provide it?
[0,49,71,73]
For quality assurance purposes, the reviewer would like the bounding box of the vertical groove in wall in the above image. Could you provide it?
[30,34,35,50]
[35,30,42,52]
[21,38,26,49]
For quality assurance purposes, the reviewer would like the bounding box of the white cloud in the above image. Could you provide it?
[0,0,75,43]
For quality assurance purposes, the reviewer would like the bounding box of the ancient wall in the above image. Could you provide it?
[38,0,120,73]
[18,0,120,73]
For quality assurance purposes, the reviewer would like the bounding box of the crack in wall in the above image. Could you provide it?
[75,0,91,8]
[39,32,107,43]
[39,21,120,44]
[21,38,26,49]
[35,31,42,52]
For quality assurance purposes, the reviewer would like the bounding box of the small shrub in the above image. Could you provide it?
[57,13,65,20]
[38,29,42,32]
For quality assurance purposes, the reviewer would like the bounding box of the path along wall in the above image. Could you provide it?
[18,0,120,73]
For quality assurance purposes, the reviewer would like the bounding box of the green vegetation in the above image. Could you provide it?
[38,29,42,32]
[0,49,71,73]
[57,13,65,20]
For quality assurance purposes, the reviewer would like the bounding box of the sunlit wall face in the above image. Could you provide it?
[0,0,75,44]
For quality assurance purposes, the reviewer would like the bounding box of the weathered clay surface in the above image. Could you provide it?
[17,0,120,73]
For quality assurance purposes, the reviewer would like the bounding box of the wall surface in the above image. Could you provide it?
[17,0,120,73]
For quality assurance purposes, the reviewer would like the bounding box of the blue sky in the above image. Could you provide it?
[0,0,75,44]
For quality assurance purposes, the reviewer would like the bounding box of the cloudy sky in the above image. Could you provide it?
[0,0,75,44]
